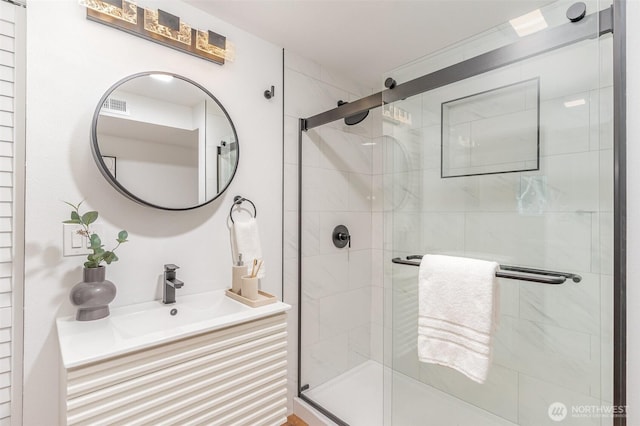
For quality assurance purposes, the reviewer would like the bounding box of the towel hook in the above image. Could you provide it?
[229,195,257,223]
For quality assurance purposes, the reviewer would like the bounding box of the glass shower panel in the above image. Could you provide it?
[385,3,613,426]
[299,116,382,424]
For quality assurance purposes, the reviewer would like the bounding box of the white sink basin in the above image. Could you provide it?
[110,294,250,339]
[57,289,290,368]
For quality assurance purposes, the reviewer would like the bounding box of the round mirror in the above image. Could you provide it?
[91,72,239,210]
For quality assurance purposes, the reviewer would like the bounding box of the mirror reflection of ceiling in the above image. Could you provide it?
[92,73,239,211]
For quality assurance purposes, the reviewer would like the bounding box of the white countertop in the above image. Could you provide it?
[56,289,290,369]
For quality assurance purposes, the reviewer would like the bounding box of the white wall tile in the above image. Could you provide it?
[464,212,593,272]
[519,272,600,334]
[284,69,349,119]
[301,253,348,300]
[347,249,372,290]
[518,374,603,426]
[302,167,349,212]
[419,363,519,423]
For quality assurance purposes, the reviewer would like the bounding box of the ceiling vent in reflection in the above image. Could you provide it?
[102,97,129,115]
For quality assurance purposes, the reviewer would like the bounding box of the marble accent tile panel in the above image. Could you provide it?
[284,50,321,81]
[284,68,349,118]
[519,272,600,335]
[301,167,349,212]
[418,363,519,423]
[514,319,596,395]
[318,287,371,340]
[464,212,592,272]
[518,374,605,426]
[539,94,591,156]
[301,333,349,389]
[301,252,348,299]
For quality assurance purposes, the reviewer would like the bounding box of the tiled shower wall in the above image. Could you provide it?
[283,51,381,412]
[384,13,613,426]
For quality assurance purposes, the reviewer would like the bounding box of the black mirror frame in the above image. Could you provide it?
[90,71,239,211]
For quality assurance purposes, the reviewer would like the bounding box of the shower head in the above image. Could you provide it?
[337,100,369,126]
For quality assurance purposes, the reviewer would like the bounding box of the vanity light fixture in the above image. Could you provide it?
[80,1,233,65]
[144,9,192,45]
[79,0,137,24]
[509,9,548,37]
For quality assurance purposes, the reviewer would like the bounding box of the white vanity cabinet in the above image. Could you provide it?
[58,301,288,426]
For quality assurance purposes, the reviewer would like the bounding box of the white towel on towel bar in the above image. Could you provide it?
[417,254,499,383]
[231,218,265,279]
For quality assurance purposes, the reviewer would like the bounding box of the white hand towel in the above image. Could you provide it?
[417,254,499,383]
[231,218,265,279]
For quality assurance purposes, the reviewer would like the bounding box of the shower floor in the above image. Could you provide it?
[304,360,516,426]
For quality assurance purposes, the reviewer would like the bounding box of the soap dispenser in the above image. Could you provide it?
[232,253,247,294]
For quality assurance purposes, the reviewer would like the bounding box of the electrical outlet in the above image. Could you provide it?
[63,224,103,257]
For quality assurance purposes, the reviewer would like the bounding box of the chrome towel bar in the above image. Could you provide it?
[391,255,582,285]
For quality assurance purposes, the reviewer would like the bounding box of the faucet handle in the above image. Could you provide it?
[164,264,180,272]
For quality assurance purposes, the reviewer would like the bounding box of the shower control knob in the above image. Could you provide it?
[332,225,351,249]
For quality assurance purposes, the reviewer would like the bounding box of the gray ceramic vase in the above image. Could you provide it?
[70,266,116,321]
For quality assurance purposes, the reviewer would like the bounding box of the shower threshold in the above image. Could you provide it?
[302,360,516,426]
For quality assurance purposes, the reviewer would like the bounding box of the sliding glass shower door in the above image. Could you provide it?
[385,1,613,424]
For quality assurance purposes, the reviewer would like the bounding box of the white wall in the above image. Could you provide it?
[625,0,639,423]
[23,1,282,423]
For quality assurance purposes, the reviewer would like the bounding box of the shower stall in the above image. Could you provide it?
[295,0,624,424]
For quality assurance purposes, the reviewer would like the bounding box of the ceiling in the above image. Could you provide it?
[184,0,555,89]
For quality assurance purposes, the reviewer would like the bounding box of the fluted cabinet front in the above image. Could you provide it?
[60,313,288,426]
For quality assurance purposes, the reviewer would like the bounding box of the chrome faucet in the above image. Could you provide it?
[163,264,184,304]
